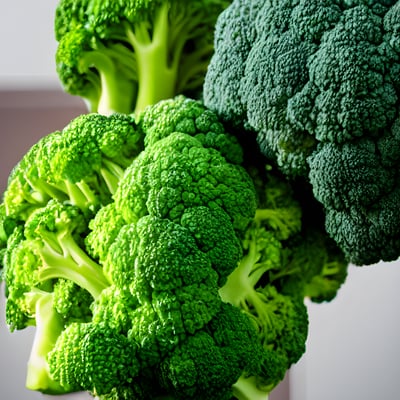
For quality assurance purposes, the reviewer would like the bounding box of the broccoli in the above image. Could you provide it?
[53,279,93,323]
[1,96,264,399]
[83,97,259,376]
[1,95,348,399]
[2,200,111,392]
[3,112,144,223]
[203,0,400,265]
[54,0,231,115]
[48,321,141,396]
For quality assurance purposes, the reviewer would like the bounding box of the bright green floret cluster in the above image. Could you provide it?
[54,0,231,115]
[1,112,144,394]
[0,96,348,399]
[203,0,400,265]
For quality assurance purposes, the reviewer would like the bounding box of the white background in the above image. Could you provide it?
[0,1,60,89]
[1,1,400,400]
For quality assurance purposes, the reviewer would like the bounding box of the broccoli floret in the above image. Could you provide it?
[114,130,256,233]
[3,133,72,222]
[203,0,400,265]
[53,279,93,323]
[53,112,144,196]
[55,0,231,115]
[91,285,140,334]
[180,206,242,286]
[308,121,400,264]
[159,302,265,400]
[98,214,223,366]
[24,200,109,298]
[3,113,144,225]
[46,322,87,392]
[137,94,244,165]
[278,226,349,304]
[85,202,126,263]
[107,215,218,295]
[48,321,141,396]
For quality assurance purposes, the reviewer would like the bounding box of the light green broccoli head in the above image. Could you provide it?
[55,0,231,114]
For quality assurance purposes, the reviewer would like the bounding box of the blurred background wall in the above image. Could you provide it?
[1,2,400,400]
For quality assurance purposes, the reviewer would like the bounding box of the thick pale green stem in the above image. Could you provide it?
[232,374,270,400]
[127,3,176,114]
[25,292,66,394]
[82,51,135,115]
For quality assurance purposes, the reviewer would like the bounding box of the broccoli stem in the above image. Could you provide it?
[219,230,277,333]
[232,374,270,400]
[100,159,126,194]
[219,233,269,307]
[81,51,136,115]
[127,2,177,114]
[25,174,68,206]
[170,11,214,93]
[64,180,99,212]
[37,232,109,299]
[25,291,68,394]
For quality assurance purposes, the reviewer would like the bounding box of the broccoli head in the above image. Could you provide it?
[203,0,400,265]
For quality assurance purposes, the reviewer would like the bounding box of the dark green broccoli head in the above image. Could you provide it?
[204,0,400,265]
[205,0,399,174]
[308,118,400,264]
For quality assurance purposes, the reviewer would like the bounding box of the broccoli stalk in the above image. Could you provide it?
[24,290,68,394]
[80,44,137,116]
[232,374,270,400]
[125,2,176,113]
[125,2,218,113]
